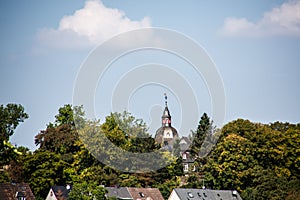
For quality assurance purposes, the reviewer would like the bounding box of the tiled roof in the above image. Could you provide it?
[0,183,35,200]
[171,188,243,200]
[106,187,133,199]
[179,137,191,152]
[106,187,164,200]
[127,187,164,200]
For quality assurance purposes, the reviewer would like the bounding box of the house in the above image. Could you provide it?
[0,182,35,200]
[168,188,243,200]
[45,185,71,200]
[179,137,195,173]
[106,187,164,200]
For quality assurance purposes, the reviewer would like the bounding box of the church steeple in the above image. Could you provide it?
[155,93,179,148]
[162,93,171,127]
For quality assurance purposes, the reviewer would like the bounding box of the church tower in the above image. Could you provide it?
[155,93,179,149]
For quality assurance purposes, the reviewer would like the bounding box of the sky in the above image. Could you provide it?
[1,0,299,150]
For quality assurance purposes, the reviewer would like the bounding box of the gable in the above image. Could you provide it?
[0,183,35,200]
[45,186,70,200]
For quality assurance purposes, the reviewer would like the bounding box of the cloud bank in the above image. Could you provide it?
[220,0,300,37]
[37,0,151,48]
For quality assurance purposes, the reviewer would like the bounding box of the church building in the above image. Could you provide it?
[155,94,179,150]
[155,93,195,174]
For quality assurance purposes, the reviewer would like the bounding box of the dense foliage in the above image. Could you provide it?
[0,104,28,166]
[200,119,300,199]
[1,103,299,200]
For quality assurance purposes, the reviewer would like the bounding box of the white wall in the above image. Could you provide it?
[45,189,58,200]
[168,190,180,200]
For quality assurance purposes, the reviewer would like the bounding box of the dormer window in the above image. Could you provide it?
[182,153,187,160]
[187,192,194,198]
[16,191,26,200]
[139,192,145,197]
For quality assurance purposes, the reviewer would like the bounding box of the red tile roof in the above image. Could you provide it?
[127,187,164,200]
[0,183,35,200]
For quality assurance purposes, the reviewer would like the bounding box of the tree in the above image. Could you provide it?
[23,150,67,199]
[201,119,300,199]
[6,146,31,183]
[68,182,107,200]
[35,124,80,163]
[0,104,29,141]
[79,111,171,173]
[34,105,85,163]
[190,113,214,158]
[0,104,28,165]
[54,104,75,127]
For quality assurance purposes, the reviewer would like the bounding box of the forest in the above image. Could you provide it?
[1,103,300,200]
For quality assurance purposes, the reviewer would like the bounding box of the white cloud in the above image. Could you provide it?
[220,0,300,37]
[36,0,151,48]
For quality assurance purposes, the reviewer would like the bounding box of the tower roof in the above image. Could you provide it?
[155,93,179,147]
[162,93,171,118]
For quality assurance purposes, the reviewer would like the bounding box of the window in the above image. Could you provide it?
[192,165,196,171]
[182,153,187,160]
[184,164,189,172]
[232,190,238,196]
[187,192,194,198]
[16,192,25,200]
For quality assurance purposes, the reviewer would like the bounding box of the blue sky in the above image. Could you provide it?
[1,0,299,150]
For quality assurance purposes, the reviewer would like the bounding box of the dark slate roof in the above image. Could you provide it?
[172,188,243,200]
[0,183,35,200]
[179,136,191,152]
[51,185,71,200]
[106,187,133,199]
[127,187,164,200]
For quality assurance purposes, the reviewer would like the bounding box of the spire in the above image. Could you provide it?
[162,93,171,126]
[164,93,168,107]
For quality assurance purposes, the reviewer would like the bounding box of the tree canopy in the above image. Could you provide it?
[1,103,300,200]
[0,103,28,168]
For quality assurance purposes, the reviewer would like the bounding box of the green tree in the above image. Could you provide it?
[23,150,67,199]
[54,104,75,127]
[68,182,107,200]
[190,113,214,158]
[201,119,300,198]
[0,104,29,140]
[0,104,28,165]
[34,105,85,163]
[79,111,171,173]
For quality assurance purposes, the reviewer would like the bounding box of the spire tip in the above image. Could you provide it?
[164,93,167,106]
